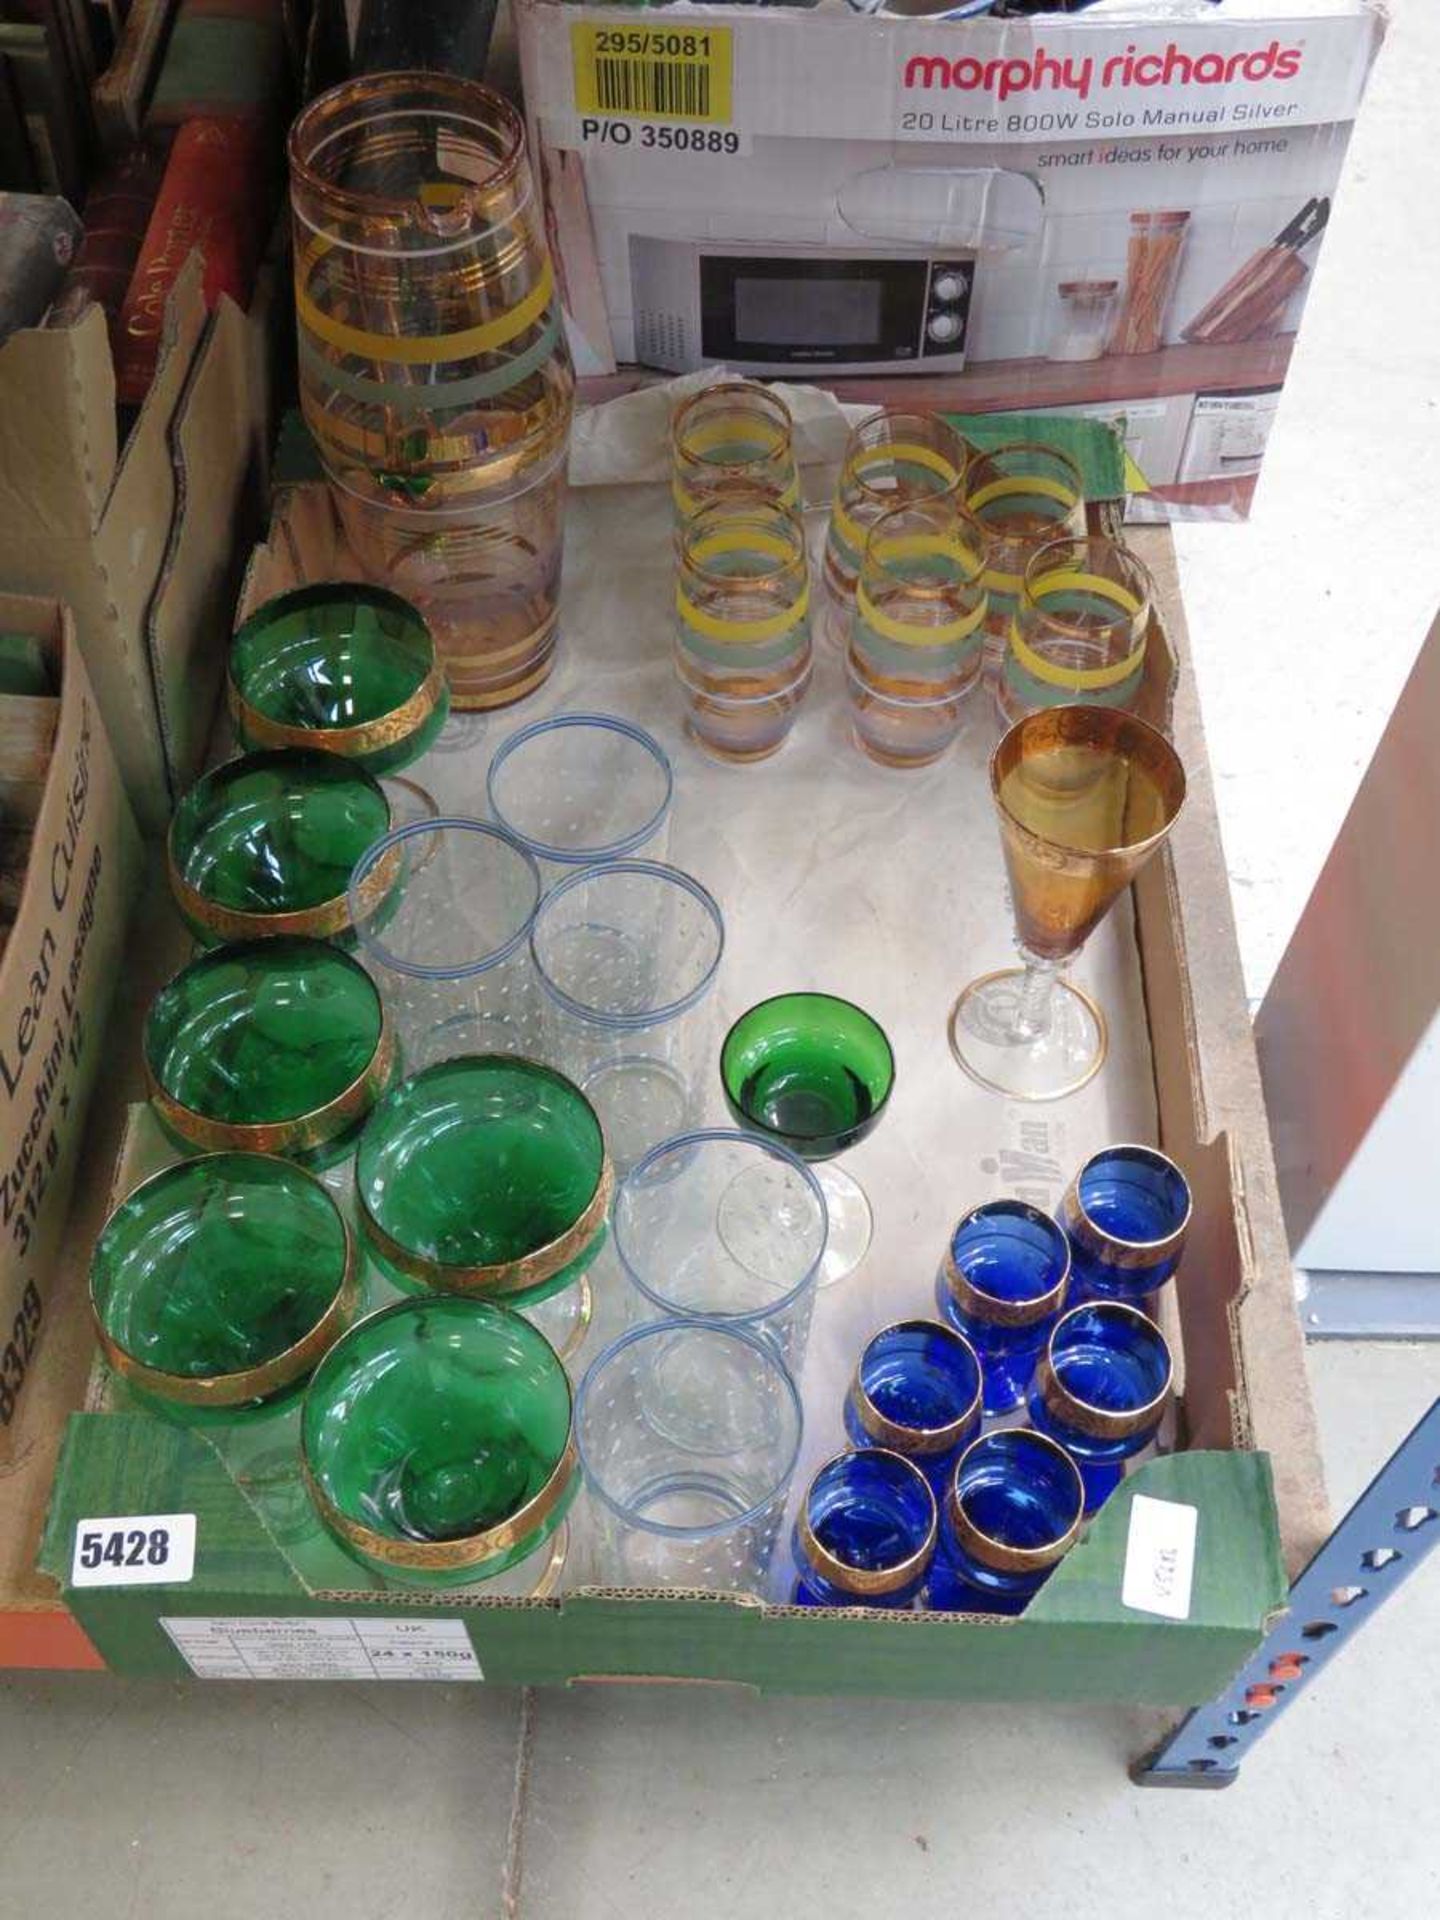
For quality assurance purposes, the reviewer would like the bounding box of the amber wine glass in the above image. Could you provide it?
[949,705,1185,1101]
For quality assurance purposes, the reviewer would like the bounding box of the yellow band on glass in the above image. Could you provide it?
[676,582,810,644]
[1029,569,1144,616]
[855,441,962,486]
[298,258,555,365]
[984,569,1023,598]
[687,525,800,567]
[673,475,799,518]
[677,417,790,458]
[856,582,986,649]
[1008,617,1146,692]
[870,531,984,573]
[831,441,963,550]
[968,473,1079,513]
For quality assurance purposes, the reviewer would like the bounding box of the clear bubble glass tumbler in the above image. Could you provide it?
[575,1318,803,1593]
[348,817,543,1067]
[530,861,724,1173]
[613,1129,826,1373]
[486,712,674,875]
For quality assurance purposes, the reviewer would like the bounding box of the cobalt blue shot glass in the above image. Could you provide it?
[1059,1143,1192,1306]
[790,1448,937,1610]
[924,1429,1085,1616]
[843,1319,982,1495]
[934,1199,1070,1415]
[1026,1301,1173,1513]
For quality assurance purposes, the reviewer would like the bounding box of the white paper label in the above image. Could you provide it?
[1121,1494,1198,1621]
[159,1616,483,1682]
[72,1514,197,1588]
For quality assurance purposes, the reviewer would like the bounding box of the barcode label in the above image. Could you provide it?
[595,56,710,119]
[572,24,733,126]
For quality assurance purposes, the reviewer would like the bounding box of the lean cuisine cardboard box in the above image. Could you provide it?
[517,0,1384,519]
[0,595,142,1469]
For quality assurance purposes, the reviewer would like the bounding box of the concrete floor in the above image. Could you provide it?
[3,1343,1435,1919]
[6,2,1440,1913]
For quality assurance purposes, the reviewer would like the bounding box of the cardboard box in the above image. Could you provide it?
[27,523,1328,1698]
[517,0,1383,519]
[0,251,276,834]
[0,595,143,1471]
[1258,608,1440,1278]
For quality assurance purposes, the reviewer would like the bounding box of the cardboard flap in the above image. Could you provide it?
[96,252,210,579]
[1025,1449,1284,1632]
[40,1415,308,1598]
[0,307,118,534]
[233,486,359,625]
[146,292,269,802]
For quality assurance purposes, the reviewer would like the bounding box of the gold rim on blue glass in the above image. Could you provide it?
[796,1448,938,1598]
[946,1430,1085,1575]
[848,1320,983,1455]
[1034,1301,1174,1442]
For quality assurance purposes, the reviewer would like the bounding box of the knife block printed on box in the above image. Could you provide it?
[0,251,275,832]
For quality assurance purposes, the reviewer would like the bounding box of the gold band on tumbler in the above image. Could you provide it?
[91,1172,360,1409]
[939,1243,1069,1330]
[946,1433,1084,1574]
[166,840,403,947]
[796,1466,938,1599]
[147,1020,397,1157]
[228,660,449,760]
[830,440,965,556]
[302,1436,578,1575]
[1033,1306,1173,1442]
[357,1158,615,1298]
[1059,1155,1191,1272]
[848,1330,981,1457]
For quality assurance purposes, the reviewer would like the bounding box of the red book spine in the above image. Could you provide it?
[47,148,167,345]
[113,115,267,406]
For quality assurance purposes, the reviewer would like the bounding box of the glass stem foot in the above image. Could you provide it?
[813,1163,873,1288]
[948,963,1108,1102]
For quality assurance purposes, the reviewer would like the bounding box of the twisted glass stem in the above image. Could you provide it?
[1012,951,1062,1042]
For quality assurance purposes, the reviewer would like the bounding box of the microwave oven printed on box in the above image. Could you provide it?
[517,0,1383,519]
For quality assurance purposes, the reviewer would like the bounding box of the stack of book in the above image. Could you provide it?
[0,0,294,404]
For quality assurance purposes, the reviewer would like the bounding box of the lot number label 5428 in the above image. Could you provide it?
[71,1514,197,1588]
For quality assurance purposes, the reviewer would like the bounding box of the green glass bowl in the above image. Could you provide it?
[356,1054,613,1307]
[229,584,450,775]
[301,1296,577,1586]
[720,991,897,1162]
[144,938,397,1168]
[90,1153,359,1420]
[167,748,394,945]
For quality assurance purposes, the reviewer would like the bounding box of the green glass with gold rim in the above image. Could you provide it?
[90,1153,356,1425]
[168,749,392,945]
[92,1152,362,1549]
[720,991,895,1289]
[144,938,394,1170]
[356,1054,611,1309]
[229,584,450,775]
[301,1296,577,1588]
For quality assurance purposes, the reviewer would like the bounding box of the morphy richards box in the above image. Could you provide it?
[31,526,1328,1703]
[517,0,1384,519]
[0,595,142,1471]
